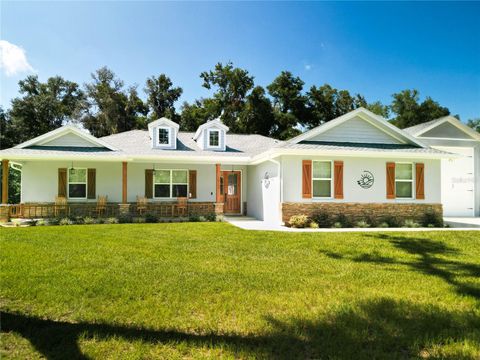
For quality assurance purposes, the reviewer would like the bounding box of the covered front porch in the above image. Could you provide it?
[0,159,248,221]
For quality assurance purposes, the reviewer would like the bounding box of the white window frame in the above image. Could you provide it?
[207,128,221,149]
[67,167,88,200]
[153,169,189,199]
[395,162,414,200]
[156,126,171,147]
[312,160,333,199]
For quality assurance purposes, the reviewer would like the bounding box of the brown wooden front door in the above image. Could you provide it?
[222,171,241,214]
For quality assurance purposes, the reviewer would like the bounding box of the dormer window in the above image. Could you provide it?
[147,118,179,150]
[208,129,220,148]
[158,127,170,146]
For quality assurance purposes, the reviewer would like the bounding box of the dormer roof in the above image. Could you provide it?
[147,117,179,137]
[193,118,229,141]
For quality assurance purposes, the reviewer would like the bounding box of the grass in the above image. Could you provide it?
[1,223,479,359]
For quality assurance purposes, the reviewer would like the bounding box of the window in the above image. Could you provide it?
[312,161,332,198]
[154,170,188,198]
[395,163,413,198]
[208,129,220,147]
[157,127,170,146]
[68,168,87,199]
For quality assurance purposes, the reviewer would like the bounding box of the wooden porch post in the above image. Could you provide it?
[2,160,9,204]
[215,164,221,203]
[122,161,128,203]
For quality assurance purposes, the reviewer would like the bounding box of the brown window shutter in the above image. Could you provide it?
[58,168,67,197]
[334,161,344,199]
[302,160,312,199]
[386,162,395,199]
[415,163,425,200]
[87,169,96,199]
[145,169,153,199]
[189,170,197,199]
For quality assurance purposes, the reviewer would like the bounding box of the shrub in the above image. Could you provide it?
[83,216,96,225]
[311,211,333,228]
[36,219,47,226]
[132,217,146,223]
[28,219,38,226]
[378,222,389,228]
[188,214,201,222]
[289,214,310,228]
[355,220,370,228]
[403,219,421,228]
[334,214,353,228]
[216,215,225,222]
[332,222,343,228]
[47,218,60,226]
[96,217,105,224]
[365,216,378,228]
[104,217,119,224]
[74,216,84,225]
[145,213,158,223]
[205,213,217,222]
[422,210,443,228]
[382,216,402,228]
[59,218,74,226]
[309,221,319,229]
[118,214,132,224]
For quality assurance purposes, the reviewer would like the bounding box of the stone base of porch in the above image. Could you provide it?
[282,202,443,225]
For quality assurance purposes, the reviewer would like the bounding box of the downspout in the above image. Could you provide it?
[267,156,282,224]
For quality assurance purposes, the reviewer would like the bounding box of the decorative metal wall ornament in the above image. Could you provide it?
[357,170,374,189]
[263,172,270,189]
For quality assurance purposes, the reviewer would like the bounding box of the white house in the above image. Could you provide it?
[405,116,480,217]
[1,108,471,224]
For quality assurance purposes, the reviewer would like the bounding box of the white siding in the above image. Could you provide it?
[21,161,247,205]
[281,155,441,204]
[309,116,402,144]
[40,132,100,147]
[247,161,280,223]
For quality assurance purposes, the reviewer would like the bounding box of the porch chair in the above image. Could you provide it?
[136,196,148,215]
[54,196,68,217]
[176,197,188,217]
[94,195,108,217]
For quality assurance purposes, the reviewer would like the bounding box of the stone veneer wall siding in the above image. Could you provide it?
[282,202,443,224]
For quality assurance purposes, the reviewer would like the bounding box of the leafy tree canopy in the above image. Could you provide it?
[7,75,84,146]
[467,118,480,133]
[144,74,182,121]
[390,89,450,129]
[79,67,148,137]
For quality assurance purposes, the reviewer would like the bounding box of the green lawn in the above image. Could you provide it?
[1,223,479,359]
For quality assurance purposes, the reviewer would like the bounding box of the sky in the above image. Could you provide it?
[1,1,479,121]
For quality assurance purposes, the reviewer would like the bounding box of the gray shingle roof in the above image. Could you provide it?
[99,130,283,157]
[403,117,448,136]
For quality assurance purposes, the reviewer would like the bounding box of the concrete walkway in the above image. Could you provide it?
[444,217,480,228]
[224,216,480,232]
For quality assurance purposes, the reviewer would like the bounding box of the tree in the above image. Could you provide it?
[467,118,480,133]
[144,74,183,121]
[8,75,84,145]
[179,98,219,132]
[200,62,254,132]
[0,107,16,150]
[267,71,307,139]
[79,67,148,137]
[306,84,337,127]
[238,86,276,136]
[390,89,450,128]
[366,101,390,118]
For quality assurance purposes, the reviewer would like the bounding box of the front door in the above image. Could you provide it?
[222,171,241,214]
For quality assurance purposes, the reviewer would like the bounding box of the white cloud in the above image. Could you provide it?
[0,40,35,76]
[304,64,312,71]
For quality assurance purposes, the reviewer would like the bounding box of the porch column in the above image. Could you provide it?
[2,160,9,204]
[122,161,128,203]
[215,164,221,203]
[215,164,224,214]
